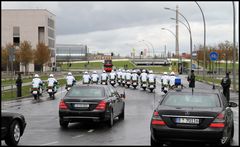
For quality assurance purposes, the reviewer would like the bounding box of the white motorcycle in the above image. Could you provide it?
[148,82,156,93]
[131,80,138,89]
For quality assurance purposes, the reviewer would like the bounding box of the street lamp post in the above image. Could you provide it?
[161,28,182,73]
[170,17,193,72]
[141,40,155,58]
[232,2,236,92]
[138,41,150,58]
[195,1,206,80]
[165,7,193,72]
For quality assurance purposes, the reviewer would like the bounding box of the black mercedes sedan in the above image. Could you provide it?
[1,111,27,146]
[59,84,125,128]
[150,88,237,146]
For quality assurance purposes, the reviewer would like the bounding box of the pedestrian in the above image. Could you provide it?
[187,70,195,90]
[16,73,22,97]
[221,72,231,103]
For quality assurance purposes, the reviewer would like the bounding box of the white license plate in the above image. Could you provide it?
[74,104,89,108]
[118,80,121,82]
[133,83,137,85]
[150,85,154,88]
[102,82,106,84]
[175,118,199,124]
[33,91,38,94]
[48,89,52,92]
[142,84,146,87]
[164,87,168,91]
[127,82,130,84]
[67,87,71,90]
[111,81,114,83]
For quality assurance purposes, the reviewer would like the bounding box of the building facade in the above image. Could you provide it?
[56,44,88,62]
[1,9,56,72]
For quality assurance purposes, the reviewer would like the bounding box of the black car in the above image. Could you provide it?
[1,111,27,146]
[150,88,237,146]
[59,85,125,128]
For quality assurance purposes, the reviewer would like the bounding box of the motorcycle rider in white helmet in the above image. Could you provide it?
[83,71,91,84]
[140,69,148,89]
[116,69,122,85]
[47,74,58,93]
[32,74,43,94]
[147,70,156,87]
[100,70,108,85]
[169,71,176,89]
[65,72,76,89]
[91,71,99,84]
[131,70,139,88]
[161,72,170,92]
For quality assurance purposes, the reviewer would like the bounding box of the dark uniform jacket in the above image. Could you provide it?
[188,73,195,88]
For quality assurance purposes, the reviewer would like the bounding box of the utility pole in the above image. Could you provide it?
[176,5,179,57]
[232,1,236,92]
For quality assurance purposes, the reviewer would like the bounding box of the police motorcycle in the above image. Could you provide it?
[31,83,43,101]
[117,76,122,86]
[47,81,58,100]
[109,77,116,86]
[125,70,131,88]
[131,70,138,89]
[91,71,99,84]
[161,81,169,94]
[66,80,76,91]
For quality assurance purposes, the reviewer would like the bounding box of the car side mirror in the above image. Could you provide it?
[229,102,238,107]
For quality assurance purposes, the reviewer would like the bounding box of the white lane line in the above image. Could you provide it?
[40,141,58,146]
[72,134,84,139]
[88,129,94,133]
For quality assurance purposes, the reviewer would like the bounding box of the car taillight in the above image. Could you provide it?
[59,100,68,109]
[209,112,225,128]
[95,100,107,111]
[151,111,166,126]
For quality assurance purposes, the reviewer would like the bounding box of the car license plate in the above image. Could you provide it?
[175,118,199,124]
[48,89,52,92]
[33,91,38,94]
[74,104,89,108]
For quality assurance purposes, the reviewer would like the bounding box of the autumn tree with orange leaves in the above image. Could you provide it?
[34,42,51,72]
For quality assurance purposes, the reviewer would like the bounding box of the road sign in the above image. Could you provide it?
[209,51,218,61]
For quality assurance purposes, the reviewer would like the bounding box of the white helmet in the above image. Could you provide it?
[163,72,167,75]
[103,70,106,73]
[34,74,39,78]
[122,70,125,72]
[49,74,54,77]
[170,72,175,75]
[127,70,130,73]
[149,70,153,74]
[132,70,136,73]
[68,72,72,76]
[142,69,146,73]
[93,71,97,74]
[84,71,88,74]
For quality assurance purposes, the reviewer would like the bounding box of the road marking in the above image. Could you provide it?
[88,129,94,133]
[40,141,58,146]
[72,134,84,139]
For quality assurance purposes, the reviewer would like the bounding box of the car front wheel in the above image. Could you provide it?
[5,120,21,146]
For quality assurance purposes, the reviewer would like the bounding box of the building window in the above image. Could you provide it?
[13,37,20,46]
[48,39,55,48]
[48,28,55,39]
[38,27,45,43]
[48,18,54,29]
[13,26,20,36]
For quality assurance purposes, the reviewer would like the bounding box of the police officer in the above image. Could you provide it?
[83,71,91,84]
[91,71,99,84]
[66,72,76,88]
[188,70,195,91]
[221,72,231,102]
[16,73,23,97]
[47,74,58,93]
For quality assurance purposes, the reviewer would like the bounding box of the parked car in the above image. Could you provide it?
[59,85,125,128]
[150,88,237,146]
[1,111,27,146]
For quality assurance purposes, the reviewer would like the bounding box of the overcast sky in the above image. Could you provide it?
[2,1,239,56]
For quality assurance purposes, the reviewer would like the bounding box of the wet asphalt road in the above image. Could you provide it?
[1,75,239,146]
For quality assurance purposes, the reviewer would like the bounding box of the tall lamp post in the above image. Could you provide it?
[165,7,193,72]
[195,1,206,80]
[161,28,182,73]
[232,1,236,92]
[141,40,155,58]
[170,17,193,72]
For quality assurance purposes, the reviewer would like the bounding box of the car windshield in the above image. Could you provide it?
[162,92,221,108]
[67,87,104,97]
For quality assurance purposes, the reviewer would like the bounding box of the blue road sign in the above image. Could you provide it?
[209,51,218,61]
